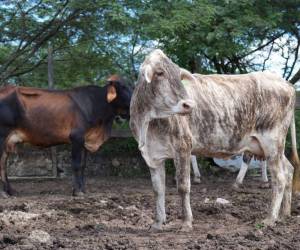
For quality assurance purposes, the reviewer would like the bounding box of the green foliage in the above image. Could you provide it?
[100,137,138,155]
[165,159,175,176]
[1,0,299,87]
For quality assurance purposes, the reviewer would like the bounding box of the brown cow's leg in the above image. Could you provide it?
[149,163,166,231]
[70,131,85,196]
[81,149,87,193]
[174,152,193,231]
[0,133,14,197]
[0,151,13,197]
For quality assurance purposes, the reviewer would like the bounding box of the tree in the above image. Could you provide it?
[0,0,85,83]
[141,0,300,79]
[0,0,299,87]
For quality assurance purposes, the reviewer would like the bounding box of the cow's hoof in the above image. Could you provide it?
[193,177,201,184]
[0,191,10,199]
[6,187,18,196]
[232,182,243,191]
[260,182,270,189]
[262,218,276,227]
[179,222,193,232]
[148,223,163,232]
[279,212,291,220]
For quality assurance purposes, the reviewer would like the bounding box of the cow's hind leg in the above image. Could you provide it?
[263,156,286,226]
[174,153,193,231]
[280,156,293,218]
[0,137,13,197]
[70,131,85,196]
[0,151,14,197]
[149,162,166,231]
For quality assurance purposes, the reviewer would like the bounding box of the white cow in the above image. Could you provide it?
[130,49,299,231]
[190,154,268,188]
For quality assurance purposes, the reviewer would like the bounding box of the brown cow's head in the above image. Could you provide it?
[106,75,132,120]
[138,49,195,118]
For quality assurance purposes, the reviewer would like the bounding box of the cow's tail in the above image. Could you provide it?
[290,113,300,194]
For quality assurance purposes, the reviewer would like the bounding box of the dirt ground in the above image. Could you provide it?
[0,174,300,250]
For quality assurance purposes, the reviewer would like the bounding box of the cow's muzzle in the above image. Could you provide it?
[172,99,195,115]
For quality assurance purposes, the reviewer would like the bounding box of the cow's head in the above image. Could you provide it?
[106,75,132,119]
[139,49,195,118]
[131,49,196,150]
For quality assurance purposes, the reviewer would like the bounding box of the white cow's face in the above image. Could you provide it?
[139,49,195,118]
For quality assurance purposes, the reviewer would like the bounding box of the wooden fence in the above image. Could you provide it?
[10,95,300,179]
[111,95,300,138]
[296,95,300,110]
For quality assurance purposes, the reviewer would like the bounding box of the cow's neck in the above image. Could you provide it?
[71,86,116,128]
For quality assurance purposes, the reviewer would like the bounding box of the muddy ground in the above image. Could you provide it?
[0,174,300,250]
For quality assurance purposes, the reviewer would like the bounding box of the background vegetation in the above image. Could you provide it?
[1,0,299,87]
[1,0,300,156]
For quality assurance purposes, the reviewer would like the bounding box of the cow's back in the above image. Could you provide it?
[0,86,81,148]
[16,87,79,146]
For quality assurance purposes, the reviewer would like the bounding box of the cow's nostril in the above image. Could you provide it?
[182,103,190,109]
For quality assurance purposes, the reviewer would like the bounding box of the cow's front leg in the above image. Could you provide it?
[70,131,85,196]
[233,161,248,189]
[191,155,201,184]
[149,163,166,231]
[260,161,270,189]
[175,153,193,231]
[233,154,251,189]
[80,149,88,193]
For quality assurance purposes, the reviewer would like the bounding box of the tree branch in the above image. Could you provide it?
[237,32,286,60]
[262,41,274,71]
[286,38,300,80]
[290,68,300,84]
[0,0,70,75]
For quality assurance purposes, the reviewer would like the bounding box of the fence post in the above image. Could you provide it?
[48,43,58,178]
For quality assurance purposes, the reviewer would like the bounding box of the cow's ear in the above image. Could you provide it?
[107,84,117,103]
[180,68,197,86]
[144,64,153,83]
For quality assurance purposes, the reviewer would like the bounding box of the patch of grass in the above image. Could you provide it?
[255,223,265,229]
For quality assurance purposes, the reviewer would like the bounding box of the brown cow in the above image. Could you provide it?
[0,75,132,197]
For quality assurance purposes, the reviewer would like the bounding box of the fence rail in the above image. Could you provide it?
[111,95,300,138]
[9,95,300,180]
[296,95,300,109]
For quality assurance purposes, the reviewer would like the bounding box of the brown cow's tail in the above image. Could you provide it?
[290,113,300,194]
